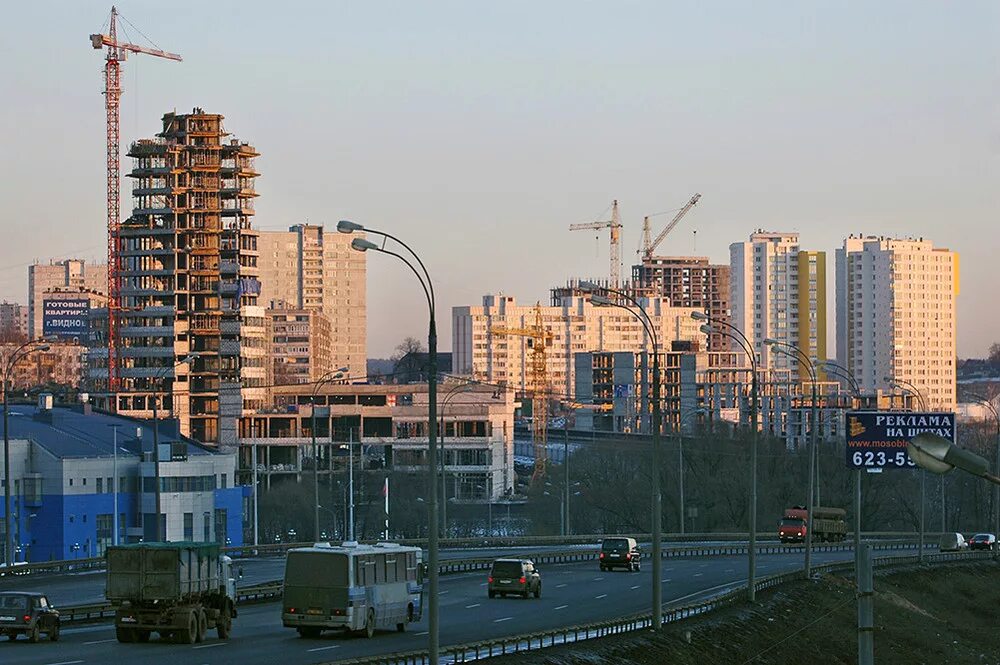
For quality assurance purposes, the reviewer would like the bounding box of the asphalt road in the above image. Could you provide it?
[0,547,909,665]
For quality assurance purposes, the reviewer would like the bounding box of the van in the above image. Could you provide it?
[599,537,641,572]
[939,532,968,552]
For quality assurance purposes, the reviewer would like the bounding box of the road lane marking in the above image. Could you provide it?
[554,604,568,610]
[494,617,513,623]
[724,568,735,573]
[595,593,607,599]
[465,603,481,609]
[416,631,429,635]
[631,585,640,590]
[439,590,450,595]
[84,639,117,645]
[193,643,226,650]
[694,572,704,577]
[593,577,604,581]
[307,646,341,652]
[556,583,567,588]
[45,661,84,665]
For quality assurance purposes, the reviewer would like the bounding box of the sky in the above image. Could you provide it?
[1,1,996,358]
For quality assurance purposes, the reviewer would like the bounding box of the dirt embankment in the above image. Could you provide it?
[486,561,1000,665]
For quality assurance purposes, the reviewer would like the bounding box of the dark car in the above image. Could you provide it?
[599,537,641,572]
[487,559,541,599]
[968,533,997,551]
[0,592,60,642]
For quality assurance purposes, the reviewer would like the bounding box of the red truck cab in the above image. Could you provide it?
[778,507,808,543]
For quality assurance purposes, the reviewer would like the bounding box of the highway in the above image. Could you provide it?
[1,546,909,665]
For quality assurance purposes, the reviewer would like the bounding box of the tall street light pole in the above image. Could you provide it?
[766,338,817,579]
[694,312,759,602]
[106,424,123,546]
[152,353,198,542]
[887,376,930,550]
[675,407,706,535]
[339,220,439,663]
[3,340,50,565]
[820,360,863,556]
[311,368,348,541]
[966,392,1000,537]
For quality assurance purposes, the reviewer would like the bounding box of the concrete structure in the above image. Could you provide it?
[631,258,731,352]
[238,382,516,502]
[0,302,28,342]
[27,260,107,338]
[453,294,706,399]
[87,109,266,448]
[836,235,958,411]
[266,304,333,385]
[730,231,827,380]
[0,399,243,563]
[258,224,366,379]
[2,341,88,390]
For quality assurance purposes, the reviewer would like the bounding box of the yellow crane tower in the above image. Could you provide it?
[569,200,623,287]
[490,303,554,482]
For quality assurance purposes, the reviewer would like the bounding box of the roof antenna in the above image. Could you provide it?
[693,229,698,253]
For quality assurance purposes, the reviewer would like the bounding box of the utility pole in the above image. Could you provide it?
[857,544,874,665]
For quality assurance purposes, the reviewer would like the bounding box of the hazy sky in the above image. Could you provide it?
[1,1,996,357]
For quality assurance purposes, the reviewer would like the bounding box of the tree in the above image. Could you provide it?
[989,342,1000,367]
[391,336,425,362]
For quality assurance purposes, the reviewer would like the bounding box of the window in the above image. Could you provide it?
[221,474,228,489]
[184,513,194,540]
[203,513,211,542]
[97,478,104,494]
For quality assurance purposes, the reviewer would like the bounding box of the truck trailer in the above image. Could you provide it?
[778,506,847,543]
[105,542,237,644]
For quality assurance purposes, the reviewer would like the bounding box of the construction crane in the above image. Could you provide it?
[490,303,554,482]
[640,193,702,260]
[90,6,182,393]
[569,200,622,287]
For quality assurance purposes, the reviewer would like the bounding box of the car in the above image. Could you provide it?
[599,537,641,572]
[0,592,60,643]
[939,532,969,552]
[967,533,997,551]
[487,559,541,599]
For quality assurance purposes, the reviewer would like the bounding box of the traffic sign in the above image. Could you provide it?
[845,411,956,470]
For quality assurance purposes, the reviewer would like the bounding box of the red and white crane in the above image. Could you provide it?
[90,6,181,393]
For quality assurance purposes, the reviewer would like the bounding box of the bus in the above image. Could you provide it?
[282,542,424,638]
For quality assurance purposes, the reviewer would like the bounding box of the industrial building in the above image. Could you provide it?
[258,224,367,379]
[86,108,267,448]
[27,260,107,339]
[0,398,243,564]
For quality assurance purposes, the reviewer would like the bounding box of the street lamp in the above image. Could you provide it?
[676,407,706,535]
[339,219,441,663]
[965,393,1000,536]
[580,280,665,629]
[106,424,124,546]
[908,432,1000,485]
[695,312,760,602]
[151,353,199,542]
[3,339,50,566]
[764,338,818,579]
[311,368,348,542]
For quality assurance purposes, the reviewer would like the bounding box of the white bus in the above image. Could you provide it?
[282,542,424,638]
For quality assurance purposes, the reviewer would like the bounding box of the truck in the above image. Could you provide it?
[105,542,237,644]
[778,505,847,543]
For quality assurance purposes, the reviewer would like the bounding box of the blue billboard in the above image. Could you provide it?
[845,411,956,470]
[42,298,90,339]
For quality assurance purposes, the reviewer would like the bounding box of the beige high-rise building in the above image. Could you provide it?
[258,225,366,379]
[836,235,958,411]
[266,304,334,385]
[27,260,107,338]
[452,294,707,398]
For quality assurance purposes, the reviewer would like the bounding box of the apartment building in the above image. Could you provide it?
[267,304,334,385]
[27,260,107,338]
[836,235,958,411]
[0,302,28,342]
[452,294,706,399]
[2,340,88,389]
[730,231,827,380]
[258,224,366,379]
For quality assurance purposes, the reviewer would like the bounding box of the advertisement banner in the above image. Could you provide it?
[42,298,90,339]
[845,411,956,470]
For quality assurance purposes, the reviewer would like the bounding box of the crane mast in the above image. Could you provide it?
[642,193,702,260]
[569,200,623,287]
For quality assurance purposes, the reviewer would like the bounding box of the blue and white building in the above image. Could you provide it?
[0,397,245,563]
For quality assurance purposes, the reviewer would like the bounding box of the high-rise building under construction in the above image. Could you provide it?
[88,108,266,447]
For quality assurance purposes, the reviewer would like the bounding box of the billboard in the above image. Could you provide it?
[42,298,90,339]
[845,411,956,470]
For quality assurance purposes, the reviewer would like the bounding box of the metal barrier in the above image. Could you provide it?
[324,549,995,665]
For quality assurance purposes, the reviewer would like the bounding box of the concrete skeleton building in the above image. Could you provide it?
[27,260,107,339]
[87,108,267,448]
[452,294,707,400]
[258,224,366,380]
[730,231,827,381]
[266,304,334,386]
[836,235,958,411]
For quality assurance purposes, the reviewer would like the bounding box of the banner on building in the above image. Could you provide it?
[42,298,90,339]
[845,411,956,470]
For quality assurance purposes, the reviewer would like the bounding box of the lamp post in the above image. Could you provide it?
[580,281,664,629]
[151,353,198,542]
[966,392,1000,536]
[339,220,439,662]
[106,424,123,546]
[675,407,706,535]
[3,340,50,566]
[819,360,863,556]
[311,368,348,542]
[765,338,818,579]
[886,377,934,541]
[694,312,759,602]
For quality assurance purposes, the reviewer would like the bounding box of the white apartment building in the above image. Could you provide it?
[452,294,706,399]
[730,231,827,381]
[836,235,958,411]
[27,260,107,338]
[258,225,366,379]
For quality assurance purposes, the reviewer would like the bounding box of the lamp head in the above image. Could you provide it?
[699,324,713,334]
[763,338,779,346]
[37,345,51,352]
[690,311,708,321]
[337,220,364,234]
[351,238,378,252]
[591,294,613,307]
[578,280,600,293]
[907,432,990,478]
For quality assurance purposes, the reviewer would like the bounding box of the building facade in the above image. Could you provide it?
[0,399,243,563]
[836,235,958,410]
[258,224,366,379]
[27,260,107,338]
[453,294,706,400]
[730,231,827,380]
[87,108,267,448]
[266,304,334,385]
[2,340,88,390]
[631,257,731,352]
[0,302,28,342]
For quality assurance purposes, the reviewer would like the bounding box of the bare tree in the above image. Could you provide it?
[391,336,425,362]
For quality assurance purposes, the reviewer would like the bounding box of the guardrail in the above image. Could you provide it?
[326,549,996,665]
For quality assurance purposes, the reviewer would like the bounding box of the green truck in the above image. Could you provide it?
[105,542,237,644]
